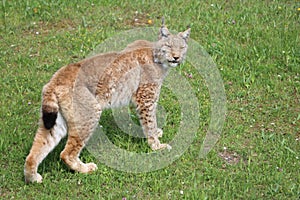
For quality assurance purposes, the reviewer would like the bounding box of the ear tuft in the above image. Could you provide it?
[159,17,170,39]
[161,17,165,27]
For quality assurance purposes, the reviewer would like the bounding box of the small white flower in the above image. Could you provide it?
[180,190,184,195]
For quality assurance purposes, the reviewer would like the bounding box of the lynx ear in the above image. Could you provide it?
[178,27,191,42]
[159,27,170,39]
[159,17,170,39]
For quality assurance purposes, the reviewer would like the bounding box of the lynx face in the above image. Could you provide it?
[154,27,190,68]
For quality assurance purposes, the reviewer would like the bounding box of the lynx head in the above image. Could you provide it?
[153,21,191,68]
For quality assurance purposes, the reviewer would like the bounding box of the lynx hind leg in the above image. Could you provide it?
[60,128,98,174]
[24,112,67,183]
[60,89,101,174]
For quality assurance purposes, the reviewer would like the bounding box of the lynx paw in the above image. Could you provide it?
[79,162,98,174]
[151,143,172,151]
[25,173,43,184]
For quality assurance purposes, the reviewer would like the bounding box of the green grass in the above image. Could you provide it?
[1,0,299,199]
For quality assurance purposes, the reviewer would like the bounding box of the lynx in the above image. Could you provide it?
[24,21,190,183]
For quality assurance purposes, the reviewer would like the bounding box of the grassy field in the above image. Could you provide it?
[0,0,299,199]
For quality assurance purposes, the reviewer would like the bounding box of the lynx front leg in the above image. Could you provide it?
[132,84,171,151]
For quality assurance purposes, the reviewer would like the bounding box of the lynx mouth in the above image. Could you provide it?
[168,61,179,67]
[168,58,181,64]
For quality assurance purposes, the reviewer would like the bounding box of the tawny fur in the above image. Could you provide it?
[24,24,190,183]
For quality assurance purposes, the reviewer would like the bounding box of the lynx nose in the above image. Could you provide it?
[173,56,179,61]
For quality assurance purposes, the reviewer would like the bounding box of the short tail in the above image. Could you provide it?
[41,87,59,129]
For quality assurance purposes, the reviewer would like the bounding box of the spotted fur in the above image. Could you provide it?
[24,23,190,183]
